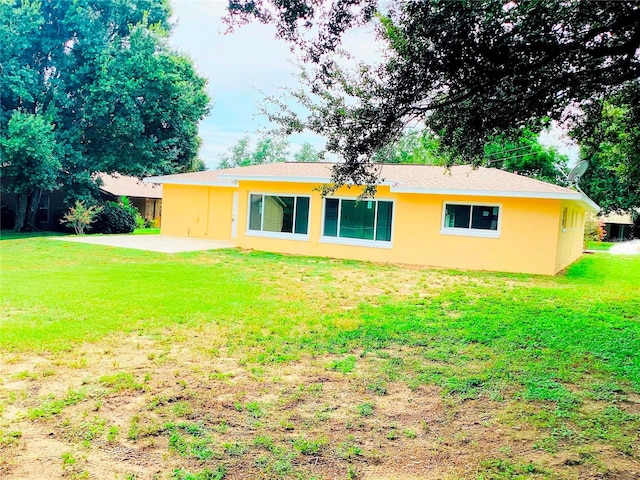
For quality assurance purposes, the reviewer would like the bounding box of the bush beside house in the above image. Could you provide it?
[92,198,138,234]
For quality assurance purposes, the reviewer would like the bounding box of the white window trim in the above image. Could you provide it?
[561,206,568,233]
[319,236,393,249]
[246,192,311,240]
[440,201,502,239]
[245,230,310,242]
[320,196,395,246]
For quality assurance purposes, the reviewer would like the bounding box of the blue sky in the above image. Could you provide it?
[169,1,579,169]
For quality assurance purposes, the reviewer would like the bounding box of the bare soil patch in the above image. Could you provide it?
[2,328,639,480]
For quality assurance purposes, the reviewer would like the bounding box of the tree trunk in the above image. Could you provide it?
[25,188,43,231]
[13,190,40,232]
[13,194,28,232]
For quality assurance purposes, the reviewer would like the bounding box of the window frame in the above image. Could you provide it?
[36,194,50,224]
[320,196,395,249]
[245,192,311,241]
[561,207,568,232]
[440,201,502,239]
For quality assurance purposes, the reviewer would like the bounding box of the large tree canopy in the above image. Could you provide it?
[0,0,210,230]
[227,0,640,188]
[484,128,569,185]
[570,81,640,213]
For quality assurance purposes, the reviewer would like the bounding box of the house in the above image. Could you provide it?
[96,173,162,226]
[145,163,599,275]
[598,211,637,242]
[1,173,162,230]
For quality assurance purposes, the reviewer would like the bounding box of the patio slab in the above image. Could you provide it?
[51,235,236,253]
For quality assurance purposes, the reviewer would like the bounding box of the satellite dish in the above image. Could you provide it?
[567,160,589,183]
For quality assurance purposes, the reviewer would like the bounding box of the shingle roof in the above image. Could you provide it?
[97,173,162,199]
[144,162,598,209]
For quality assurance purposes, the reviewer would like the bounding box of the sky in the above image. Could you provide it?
[168,0,579,169]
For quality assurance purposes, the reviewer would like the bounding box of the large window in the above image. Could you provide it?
[248,194,310,236]
[323,198,393,243]
[442,203,500,237]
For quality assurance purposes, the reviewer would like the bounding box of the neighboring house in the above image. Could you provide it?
[1,173,162,230]
[96,173,162,225]
[145,163,599,275]
[598,211,636,241]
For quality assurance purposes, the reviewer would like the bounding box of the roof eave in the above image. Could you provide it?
[143,176,237,187]
[391,186,598,204]
[218,174,332,184]
[99,188,162,199]
[579,194,600,212]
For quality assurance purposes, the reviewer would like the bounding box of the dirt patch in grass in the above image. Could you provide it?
[2,329,639,480]
[2,245,639,479]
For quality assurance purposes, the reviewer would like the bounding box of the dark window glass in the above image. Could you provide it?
[445,204,471,228]
[250,195,309,234]
[36,195,49,223]
[375,201,393,241]
[340,200,375,240]
[294,197,310,234]
[323,198,339,237]
[471,205,499,230]
[249,194,262,230]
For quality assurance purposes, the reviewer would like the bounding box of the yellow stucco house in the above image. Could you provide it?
[145,163,599,275]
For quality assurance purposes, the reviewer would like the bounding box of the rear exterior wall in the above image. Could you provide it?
[160,180,585,275]
[160,184,234,239]
[233,182,565,275]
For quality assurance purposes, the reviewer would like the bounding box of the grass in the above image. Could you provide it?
[132,228,160,235]
[1,233,639,478]
[585,240,615,251]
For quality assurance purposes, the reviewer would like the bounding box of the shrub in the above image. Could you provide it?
[584,213,605,248]
[60,201,102,234]
[135,212,146,229]
[93,197,137,234]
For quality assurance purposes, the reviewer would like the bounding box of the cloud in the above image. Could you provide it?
[169,0,381,168]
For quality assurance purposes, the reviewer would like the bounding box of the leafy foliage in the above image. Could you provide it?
[292,142,321,163]
[570,81,640,213]
[218,136,319,168]
[227,1,640,189]
[93,197,138,234]
[60,201,102,235]
[484,128,569,185]
[0,0,210,230]
[218,136,289,168]
[371,130,448,165]
[583,214,606,248]
[0,112,59,230]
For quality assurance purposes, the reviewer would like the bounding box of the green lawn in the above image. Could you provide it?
[1,234,638,479]
[585,241,615,251]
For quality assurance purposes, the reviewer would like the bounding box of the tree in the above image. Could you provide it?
[484,128,569,185]
[570,82,640,213]
[227,1,640,189]
[60,201,102,235]
[219,136,322,168]
[218,136,289,168]
[372,130,448,165]
[293,142,321,163]
[0,112,59,231]
[0,0,210,230]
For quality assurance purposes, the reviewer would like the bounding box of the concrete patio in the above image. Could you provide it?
[52,234,235,253]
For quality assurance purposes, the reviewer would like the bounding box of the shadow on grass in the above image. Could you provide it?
[0,229,69,241]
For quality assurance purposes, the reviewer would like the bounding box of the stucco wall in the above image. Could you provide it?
[234,182,567,275]
[161,184,234,239]
[161,180,586,275]
[555,201,587,273]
